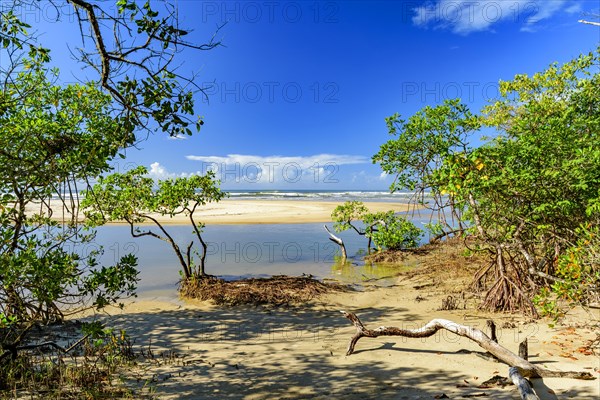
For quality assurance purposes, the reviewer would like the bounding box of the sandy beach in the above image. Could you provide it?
[27,199,417,225]
[91,269,600,399]
[183,200,415,225]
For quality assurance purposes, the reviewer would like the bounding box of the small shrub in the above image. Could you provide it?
[367,212,422,250]
[534,225,600,319]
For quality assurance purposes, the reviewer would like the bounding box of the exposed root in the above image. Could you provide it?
[476,248,539,317]
[479,275,538,317]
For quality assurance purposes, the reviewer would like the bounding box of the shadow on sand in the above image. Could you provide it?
[84,302,598,400]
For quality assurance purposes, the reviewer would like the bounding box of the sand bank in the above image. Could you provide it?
[185,200,414,225]
[26,199,417,225]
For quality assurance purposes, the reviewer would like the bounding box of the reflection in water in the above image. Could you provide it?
[330,259,411,287]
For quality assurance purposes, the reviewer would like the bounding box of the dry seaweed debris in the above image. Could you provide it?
[367,238,485,279]
[364,249,409,264]
[179,275,348,306]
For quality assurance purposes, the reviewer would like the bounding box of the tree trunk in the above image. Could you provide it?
[128,216,191,278]
[324,225,347,260]
[519,338,528,360]
[189,215,208,277]
[467,192,486,239]
[486,320,497,342]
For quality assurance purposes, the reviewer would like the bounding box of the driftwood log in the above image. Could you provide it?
[341,312,594,399]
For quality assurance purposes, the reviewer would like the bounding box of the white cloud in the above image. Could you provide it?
[148,162,171,180]
[167,134,188,141]
[520,1,566,32]
[412,0,569,34]
[185,153,369,186]
[144,155,394,189]
[147,162,198,180]
[185,154,369,166]
[349,170,393,185]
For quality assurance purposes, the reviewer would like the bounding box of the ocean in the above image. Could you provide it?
[51,189,421,203]
[225,189,419,202]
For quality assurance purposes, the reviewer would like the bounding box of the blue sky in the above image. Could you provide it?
[11,0,600,190]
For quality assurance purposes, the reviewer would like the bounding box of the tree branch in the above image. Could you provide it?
[579,20,600,27]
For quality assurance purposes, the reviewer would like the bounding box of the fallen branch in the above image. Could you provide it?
[340,311,594,380]
[0,334,90,362]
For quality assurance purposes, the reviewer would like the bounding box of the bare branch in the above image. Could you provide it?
[324,225,347,260]
[579,19,600,27]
